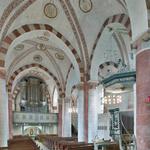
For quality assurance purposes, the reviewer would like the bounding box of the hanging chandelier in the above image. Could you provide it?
[102,94,122,105]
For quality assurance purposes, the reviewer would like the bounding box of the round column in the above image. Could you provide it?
[88,81,99,143]
[136,49,150,150]
[133,83,136,136]
[0,68,9,147]
[62,97,71,137]
[8,95,13,139]
[77,83,84,142]
[58,97,63,136]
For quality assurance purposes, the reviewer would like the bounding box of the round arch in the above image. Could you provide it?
[0,24,84,81]
[7,64,63,97]
[90,14,132,80]
[90,14,132,63]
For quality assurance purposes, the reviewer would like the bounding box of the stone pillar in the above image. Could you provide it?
[88,81,99,143]
[136,49,150,150]
[8,95,13,139]
[74,82,89,142]
[58,98,63,136]
[77,83,85,142]
[0,68,9,147]
[74,82,101,143]
[75,82,91,142]
[133,83,136,136]
[62,97,71,137]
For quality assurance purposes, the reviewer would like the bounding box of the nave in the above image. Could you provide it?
[0,0,150,150]
[2,134,120,150]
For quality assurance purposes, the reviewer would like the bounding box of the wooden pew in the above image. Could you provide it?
[37,135,77,149]
[37,134,94,150]
[58,141,93,150]
[8,136,39,150]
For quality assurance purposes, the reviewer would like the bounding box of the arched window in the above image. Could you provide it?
[53,87,58,108]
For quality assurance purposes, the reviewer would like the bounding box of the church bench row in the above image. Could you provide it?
[8,136,39,150]
[37,135,94,150]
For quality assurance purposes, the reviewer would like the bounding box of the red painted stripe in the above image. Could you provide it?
[125,18,130,29]
[33,24,41,29]
[22,25,31,32]
[112,15,117,22]
[119,14,125,23]
[4,36,13,45]
[45,24,53,32]
[0,47,7,54]
[13,29,21,37]
[103,18,109,27]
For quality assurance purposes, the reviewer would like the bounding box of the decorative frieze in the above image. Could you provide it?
[71,81,100,93]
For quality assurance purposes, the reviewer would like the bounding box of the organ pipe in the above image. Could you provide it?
[19,77,49,112]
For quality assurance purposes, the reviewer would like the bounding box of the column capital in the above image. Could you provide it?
[136,47,150,56]
[132,29,150,53]
[71,82,84,93]
[87,80,99,89]
[0,67,6,79]
[59,92,65,98]
[71,81,100,93]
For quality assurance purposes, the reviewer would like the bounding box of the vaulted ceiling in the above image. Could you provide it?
[0,0,148,96]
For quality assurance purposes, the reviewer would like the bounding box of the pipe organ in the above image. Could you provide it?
[18,77,49,113]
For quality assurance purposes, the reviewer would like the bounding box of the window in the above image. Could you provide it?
[53,87,58,107]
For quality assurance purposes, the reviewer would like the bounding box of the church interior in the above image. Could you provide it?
[0,0,150,150]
